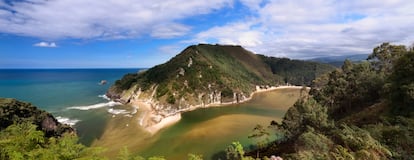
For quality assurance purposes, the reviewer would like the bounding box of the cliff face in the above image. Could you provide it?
[0,98,74,137]
[106,44,334,121]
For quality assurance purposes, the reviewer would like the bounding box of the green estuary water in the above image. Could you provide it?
[0,69,304,159]
[93,88,302,159]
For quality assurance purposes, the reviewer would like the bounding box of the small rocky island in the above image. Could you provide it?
[106,44,334,132]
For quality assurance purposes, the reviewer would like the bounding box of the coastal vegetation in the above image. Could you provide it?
[107,44,334,109]
[0,98,74,137]
[0,98,100,159]
[259,55,334,85]
[241,42,414,159]
[2,42,413,159]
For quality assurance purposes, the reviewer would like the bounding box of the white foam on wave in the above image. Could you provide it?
[131,107,138,114]
[107,108,129,115]
[67,101,121,110]
[98,94,111,101]
[56,116,80,126]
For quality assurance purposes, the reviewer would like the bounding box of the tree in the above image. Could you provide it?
[368,42,407,74]
[187,153,203,160]
[226,141,253,160]
[248,124,270,158]
[0,122,105,160]
[389,51,414,115]
[0,122,44,160]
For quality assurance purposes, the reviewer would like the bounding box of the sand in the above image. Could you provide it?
[131,85,306,134]
[93,86,304,158]
[146,113,181,134]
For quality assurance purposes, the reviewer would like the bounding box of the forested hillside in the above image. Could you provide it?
[107,44,334,110]
[243,43,414,159]
[259,55,335,85]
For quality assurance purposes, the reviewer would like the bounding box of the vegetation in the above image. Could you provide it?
[0,98,73,137]
[259,55,335,86]
[5,42,412,159]
[0,98,208,160]
[240,42,414,159]
[108,44,334,109]
[0,122,104,160]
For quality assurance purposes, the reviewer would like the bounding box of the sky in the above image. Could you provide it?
[1,0,414,68]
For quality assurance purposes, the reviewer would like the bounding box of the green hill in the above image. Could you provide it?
[107,44,334,113]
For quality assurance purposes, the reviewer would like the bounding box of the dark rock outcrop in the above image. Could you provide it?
[0,98,75,137]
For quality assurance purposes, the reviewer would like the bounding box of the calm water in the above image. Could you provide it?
[0,69,140,144]
[0,69,302,159]
[94,88,302,159]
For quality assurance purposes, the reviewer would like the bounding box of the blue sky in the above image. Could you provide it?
[1,0,414,68]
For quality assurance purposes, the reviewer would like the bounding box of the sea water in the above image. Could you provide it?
[0,69,303,158]
[0,68,141,144]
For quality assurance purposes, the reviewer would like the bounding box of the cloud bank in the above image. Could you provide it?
[0,0,232,40]
[192,0,414,58]
[1,0,414,59]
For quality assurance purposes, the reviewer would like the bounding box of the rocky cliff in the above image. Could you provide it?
[0,98,74,137]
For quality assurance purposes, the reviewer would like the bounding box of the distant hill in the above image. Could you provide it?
[309,54,369,67]
[259,55,335,86]
[107,44,334,116]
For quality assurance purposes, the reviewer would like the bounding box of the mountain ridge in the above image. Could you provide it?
[309,54,369,67]
[106,44,335,131]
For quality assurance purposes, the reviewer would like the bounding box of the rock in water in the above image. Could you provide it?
[99,80,107,85]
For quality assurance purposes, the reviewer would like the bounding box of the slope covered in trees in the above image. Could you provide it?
[107,44,334,109]
[259,55,335,85]
[244,43,414,159]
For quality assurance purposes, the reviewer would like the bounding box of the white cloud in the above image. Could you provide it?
[239,0,265,10]
[192,0,414,59]
[2,0,414,59]
[0,0,232,40]
[190,22,263,47]
[33,42,57,48]
[158,44,186,55]
[151,23,191,39]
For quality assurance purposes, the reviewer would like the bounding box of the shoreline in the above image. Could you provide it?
[131,85,305,134]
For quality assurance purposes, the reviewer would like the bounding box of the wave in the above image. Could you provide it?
[98,94,111,101]
[131,107,138,114]
[56,116,80,126]
[67,101,121,110]
[107,108,129,115]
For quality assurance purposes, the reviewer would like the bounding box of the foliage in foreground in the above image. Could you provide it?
[245,42,414,159]
[0,122,208,160]
[0,122,104,160]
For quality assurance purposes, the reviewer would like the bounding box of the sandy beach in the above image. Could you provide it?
[129,85,306,135]
[131,100,182,134]
[146,114,181,134]
[93,86,304,158]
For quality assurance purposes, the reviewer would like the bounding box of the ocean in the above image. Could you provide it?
[0,68,141,144]
[0,69,302,158]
